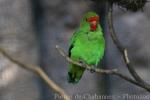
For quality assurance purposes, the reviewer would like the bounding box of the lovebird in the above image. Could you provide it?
[68,12,105,84]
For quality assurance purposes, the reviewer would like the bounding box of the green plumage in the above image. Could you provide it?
[68,12,105,84]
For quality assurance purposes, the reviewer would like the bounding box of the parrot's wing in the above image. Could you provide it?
[68,30,80,57]
[68,44,73,57]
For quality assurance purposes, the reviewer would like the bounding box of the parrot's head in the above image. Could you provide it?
[82,12,99,31]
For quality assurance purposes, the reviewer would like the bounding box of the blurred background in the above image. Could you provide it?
[0,0,150,100]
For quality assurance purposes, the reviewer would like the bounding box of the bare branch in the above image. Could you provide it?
[55,45,150,92]
[108,4,143,83]
[107,4,150,90]
[0,48,70,100]
[56,45,118,74]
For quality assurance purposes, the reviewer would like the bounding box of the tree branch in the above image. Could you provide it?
[56,45,118,74]
[55,45,150,92]
[108,4,143,83]
[0,48,70,100]
[107,4,150,90]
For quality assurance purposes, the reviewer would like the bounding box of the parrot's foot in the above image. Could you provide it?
[79,60,86,67]
[90,68,95,73]
[90,65,97,73]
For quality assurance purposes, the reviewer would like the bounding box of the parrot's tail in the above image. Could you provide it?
[67,65,85,84]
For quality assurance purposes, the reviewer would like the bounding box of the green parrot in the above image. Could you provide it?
[68,12,105,84]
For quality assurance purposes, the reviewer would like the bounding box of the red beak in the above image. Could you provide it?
[90,20,97,31]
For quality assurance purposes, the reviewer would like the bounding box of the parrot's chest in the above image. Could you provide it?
[86,32,98,40]
[71,31,105,65]
[73,32,104,55]
[81,32,102,44]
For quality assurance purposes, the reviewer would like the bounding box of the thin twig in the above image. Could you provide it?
[108,4,145,83]
[55,45,150,92]
[0,48,70,100]
[56,45,118,74]
[107,4,150,90]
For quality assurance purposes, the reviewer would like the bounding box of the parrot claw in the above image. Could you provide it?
[79,60,86,66]
[90,68,95,73]
[90,65,97,73]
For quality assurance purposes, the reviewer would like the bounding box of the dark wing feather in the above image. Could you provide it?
[68,44,74,57]
[68,30,82,57]
[68,30,81,57]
